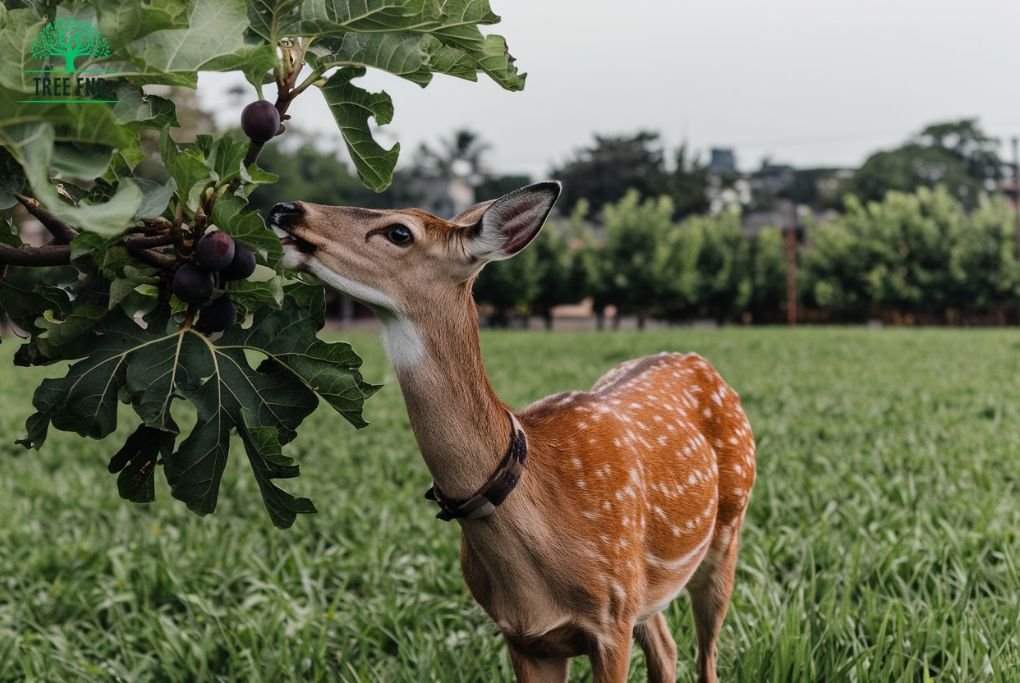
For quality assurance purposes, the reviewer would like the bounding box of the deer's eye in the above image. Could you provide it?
[385,225,414,246]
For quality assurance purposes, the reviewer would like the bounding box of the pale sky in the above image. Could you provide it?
[200,0,1020,178]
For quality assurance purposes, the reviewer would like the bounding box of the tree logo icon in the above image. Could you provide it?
[30,18,111,73]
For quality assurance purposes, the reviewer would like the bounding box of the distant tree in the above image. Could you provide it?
[530,223,574,329]
[552,132,671,217]
[30,18,110,73]
[475,174,533,201]
[561,200,612,329]
[473,245,540,327]
[688,210,752,324]
[652,218,703,323]
[852,119,1003,208]
[801,187,974,321]
[668,144,711,217]
[413,128,492,183]
[947,195,1020,316]
[747,228,787,323]
[918,120,1004,184]
[602,191,675,329]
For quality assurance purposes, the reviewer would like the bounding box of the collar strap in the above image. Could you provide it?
[424,412,528,522]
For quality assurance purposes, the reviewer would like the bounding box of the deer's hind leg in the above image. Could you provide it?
[635,611,678,683]
[685,529,741,683]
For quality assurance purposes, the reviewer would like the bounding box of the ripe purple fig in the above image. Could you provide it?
[195,296,237,334]
[221,244,256,281]
[241,100,281,143]
[172,265,214,304]
[196,231,236,271]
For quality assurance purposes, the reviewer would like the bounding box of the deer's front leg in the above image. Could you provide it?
[590,628,634,683]
[507,644,569,683]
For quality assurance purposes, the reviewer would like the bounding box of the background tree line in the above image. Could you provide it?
[476,186,1020,327]
[242,116,1019,327]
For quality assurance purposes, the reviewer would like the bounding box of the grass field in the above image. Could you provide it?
[0,327,1017,682]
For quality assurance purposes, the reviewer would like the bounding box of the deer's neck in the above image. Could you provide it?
[382,286,512,501]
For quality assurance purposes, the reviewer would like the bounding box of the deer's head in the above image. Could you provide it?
[270,182,561,324]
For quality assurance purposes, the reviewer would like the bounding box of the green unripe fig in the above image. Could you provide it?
[196,231,236,271]
[132,158,171,184]
[241,100,281,143]
[173,264,214,304]
[221,244,256,280]
[195,296,237,334]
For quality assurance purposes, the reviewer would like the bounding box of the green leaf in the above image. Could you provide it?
[318,67,398,192]
[0,9,49,93]
[110,83,179,130]
[424,32,524,90]
[21,297,375,520]
[237,408,316,528]
[246,0,301,42]
[122,0,277,87]
[50,141,114,179]
[0,148,25,209]
[163,140,212,212]
[95,0,191,48]
[133,174,177,219]
[195,133,247,185]
[0,280,71,333]
[227,274,285,311]
[0,86,136,149]
[34,301,107,349]
[108,424,176,504]
[308,32,433,86]
[0,122,142,236]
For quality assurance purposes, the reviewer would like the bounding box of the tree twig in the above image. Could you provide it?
[126,244,174,270]
[0,243,72,266]
[122,233,175,249]
[14,194,79,244]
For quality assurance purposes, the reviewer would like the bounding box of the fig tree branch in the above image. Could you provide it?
[0,243,72,266]
[125,244,174,270]
[15,194,79,244]
[122,233,175,249]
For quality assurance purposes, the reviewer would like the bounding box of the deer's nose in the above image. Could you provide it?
[268,202,302,228]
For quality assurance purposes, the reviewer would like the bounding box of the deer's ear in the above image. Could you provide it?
[465,181,561,261]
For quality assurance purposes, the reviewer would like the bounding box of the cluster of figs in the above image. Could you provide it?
[165,101,282,334]
[173,232,255,333]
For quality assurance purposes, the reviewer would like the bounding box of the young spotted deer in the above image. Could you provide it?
[271,182,756,683]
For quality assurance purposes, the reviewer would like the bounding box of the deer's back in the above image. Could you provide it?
[516,351,756,623]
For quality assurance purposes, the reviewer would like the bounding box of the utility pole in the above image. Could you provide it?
[785,201,798,327]
[1013,136,1020,259]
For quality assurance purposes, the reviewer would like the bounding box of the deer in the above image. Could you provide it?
[270,181,756,683]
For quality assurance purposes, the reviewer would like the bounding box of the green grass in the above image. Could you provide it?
[0,328,1017,682]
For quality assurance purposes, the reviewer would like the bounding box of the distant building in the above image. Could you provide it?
[753,160,797,196]
[408,176,475,217]
[709,147,737,175]
[708,176,751,215]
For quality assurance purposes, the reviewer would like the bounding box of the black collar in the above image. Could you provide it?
[424,412,528,522]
